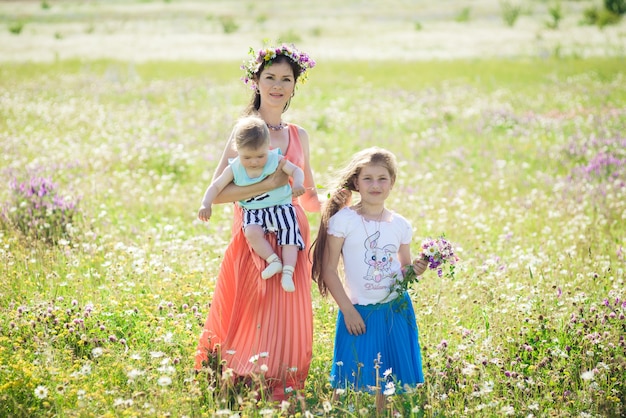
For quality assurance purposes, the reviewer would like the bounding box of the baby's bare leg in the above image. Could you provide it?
[244,225,273,259]
[244,225,282,279]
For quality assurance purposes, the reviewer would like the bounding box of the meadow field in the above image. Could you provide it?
[1,1,626,417]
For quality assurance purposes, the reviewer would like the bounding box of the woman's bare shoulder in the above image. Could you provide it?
[291,123,309,143]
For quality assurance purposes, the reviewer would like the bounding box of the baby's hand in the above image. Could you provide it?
[292,183,306,197]
[412,257,428,276]
[198,206,212,222]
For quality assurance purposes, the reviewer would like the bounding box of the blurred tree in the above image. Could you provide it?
[604,0,626,15]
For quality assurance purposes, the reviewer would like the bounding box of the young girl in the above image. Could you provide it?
[311,147,428,407]
[198,115,306,292]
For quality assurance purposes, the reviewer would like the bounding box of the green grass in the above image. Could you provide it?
[4,55,623,86]
[1,56,625,417]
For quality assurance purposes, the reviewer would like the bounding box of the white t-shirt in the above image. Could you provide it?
[328,207,412,305]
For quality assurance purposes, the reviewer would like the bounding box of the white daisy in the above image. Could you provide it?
[157,376,172,386]
[581,370,595,381]
[323,400,332,412]
[383,381,396,395]
[34,385,48,399]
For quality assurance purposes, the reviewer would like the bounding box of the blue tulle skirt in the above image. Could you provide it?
[330,292,424,392]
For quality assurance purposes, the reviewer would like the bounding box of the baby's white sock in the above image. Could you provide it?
[281,265,295,292]
[262,254,282,279]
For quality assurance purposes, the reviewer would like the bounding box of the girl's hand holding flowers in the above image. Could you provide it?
[411,257,428,277]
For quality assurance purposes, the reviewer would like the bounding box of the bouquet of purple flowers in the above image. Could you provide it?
[420,235,458,278]
[394,235,458,294]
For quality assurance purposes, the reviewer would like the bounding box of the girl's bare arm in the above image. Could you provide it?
[322,235,366,335]
[399,242,427,275]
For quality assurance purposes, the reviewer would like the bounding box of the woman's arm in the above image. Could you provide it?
[210,131,289,204]
[322,235,366,335]
[295,127,321,212]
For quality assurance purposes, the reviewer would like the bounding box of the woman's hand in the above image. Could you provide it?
[412,257,428,276]
[342,305,366,336]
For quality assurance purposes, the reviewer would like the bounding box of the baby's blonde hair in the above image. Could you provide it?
[232,115,270,151]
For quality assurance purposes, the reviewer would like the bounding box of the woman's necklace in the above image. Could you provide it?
[266,121,287,131]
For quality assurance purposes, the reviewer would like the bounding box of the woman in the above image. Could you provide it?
[195,44,320,402]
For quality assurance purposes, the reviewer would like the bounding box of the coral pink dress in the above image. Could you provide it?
[195,124,313,401]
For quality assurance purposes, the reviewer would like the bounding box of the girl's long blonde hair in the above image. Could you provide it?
[310,147,398,297]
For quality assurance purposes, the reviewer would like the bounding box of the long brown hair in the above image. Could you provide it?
[310,147,398,297]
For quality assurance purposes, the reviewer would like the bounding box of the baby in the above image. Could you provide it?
[198,116,305,292]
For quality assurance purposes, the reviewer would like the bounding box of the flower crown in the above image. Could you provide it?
[240,44,316,89]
